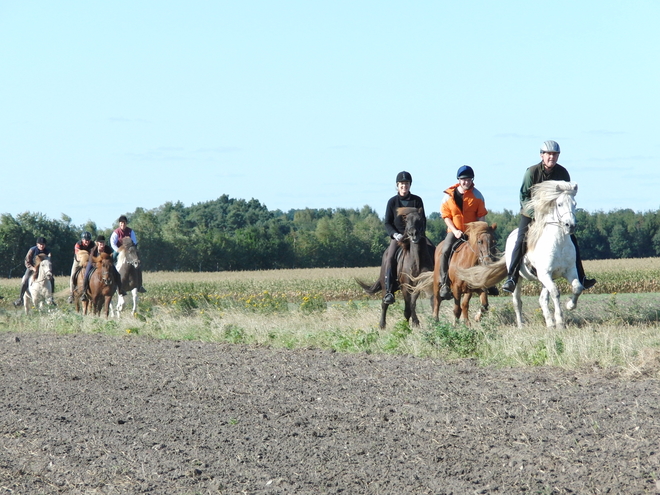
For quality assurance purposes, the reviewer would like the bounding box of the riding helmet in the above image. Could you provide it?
[118,215,128,224]
[540,140,561,153]
[96,235,106,242]
[36,237,47,245]
[81,231,92,241]
[396,171,412,183]
[456,165,475,179]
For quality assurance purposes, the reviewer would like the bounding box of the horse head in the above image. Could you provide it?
[554,189,578,235]
[36,258,54,283]
[119,237,140,268]
[397,207,425,244]
[465,221,498,265]
[95,253,115,286]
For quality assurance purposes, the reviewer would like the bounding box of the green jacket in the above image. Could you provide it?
[520,162,571,218]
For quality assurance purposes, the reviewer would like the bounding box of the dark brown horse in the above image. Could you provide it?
[413,221,498,324]
[85,253,117,318]
[357,207,434,329]
[115,237,141,316]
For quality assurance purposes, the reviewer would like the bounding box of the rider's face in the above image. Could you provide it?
[119,221,127,230]
[541,151,559,170]
[397,181,411,196]
[97,242,105,250]
[457,177,473,192]
[82,239,90,246]
[37,243,45,251]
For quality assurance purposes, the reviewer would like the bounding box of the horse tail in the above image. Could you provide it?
[402,271,434,295]
[457,258,507,289]
[356,278,382,296]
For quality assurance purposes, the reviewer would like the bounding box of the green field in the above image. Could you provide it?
[1,258,659,373]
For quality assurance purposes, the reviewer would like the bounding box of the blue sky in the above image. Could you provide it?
[2,1,659,229]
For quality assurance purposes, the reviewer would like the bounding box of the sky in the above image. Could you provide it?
[2,1,659,230]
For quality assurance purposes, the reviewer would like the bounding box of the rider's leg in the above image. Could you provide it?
[68,258,77,303]
[502,215,533,293]
[13,268,31,306]
[383,239,398,305]
[81,262,93,301]
[439,233,457,300]
[571,234,596,289]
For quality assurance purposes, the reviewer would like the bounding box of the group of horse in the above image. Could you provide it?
[24,237,142,318]
[358,180,584,330]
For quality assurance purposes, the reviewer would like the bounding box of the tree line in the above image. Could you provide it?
[1,194,659,276]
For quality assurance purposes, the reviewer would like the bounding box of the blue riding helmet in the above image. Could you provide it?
[81,231,92,241]
[456,165,474,179]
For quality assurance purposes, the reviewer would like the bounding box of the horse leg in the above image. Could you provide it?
[460,291,472,325]
[452,293,461,324]
[432,258,442,321]
[116,293,125,314]
[379,302,388,329]
[537,286,554,328]
[512,284,524,329]
[566,269,583,311]
[474,290,489,322]
[409,291,421,327]
[131,288,139,315]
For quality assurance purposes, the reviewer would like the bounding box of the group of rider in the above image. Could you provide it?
[13,215,146,307]
[14,141,596,307]
[381,140,596,306]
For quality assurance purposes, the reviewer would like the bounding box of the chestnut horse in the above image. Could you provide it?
[412,221,497,324]
[357,207,434,329]
[85,253,117,318]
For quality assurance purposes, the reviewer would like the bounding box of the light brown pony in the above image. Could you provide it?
[413,221,498,324]
[72,251,89,313]
[85,253,117,318]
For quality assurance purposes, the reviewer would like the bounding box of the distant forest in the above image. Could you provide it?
[2,194,659,276]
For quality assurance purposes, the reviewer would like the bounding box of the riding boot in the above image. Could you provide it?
[13,276,29,307]
[571,235,596,289]
[439,258,452,300]
[503,217,531,293]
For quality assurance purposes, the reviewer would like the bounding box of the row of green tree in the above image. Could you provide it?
[1,194,659,276]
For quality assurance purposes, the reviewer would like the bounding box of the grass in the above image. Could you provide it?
[1,260,660,375]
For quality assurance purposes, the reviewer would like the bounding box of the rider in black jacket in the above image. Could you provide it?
[382,171,428,305]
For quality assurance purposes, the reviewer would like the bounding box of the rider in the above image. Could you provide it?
[502,140,596,293]
[438,165,491,300]
[13,237,52,307]
[67,231,95,303]
[382,171,428,305]
[110,215,146,293]
[81,235,124,302]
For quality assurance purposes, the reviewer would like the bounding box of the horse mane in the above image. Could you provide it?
[464,221,495,249]
[526,181,578,251]
[77,251,89,266]
[93,252,113,264]
[396,206,423,218]
[120,236,135,250]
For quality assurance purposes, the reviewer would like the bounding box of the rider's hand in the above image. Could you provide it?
[453,230,463,239]
[393,233,404,242]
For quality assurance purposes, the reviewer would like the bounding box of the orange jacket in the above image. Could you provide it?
[440,184,488,232]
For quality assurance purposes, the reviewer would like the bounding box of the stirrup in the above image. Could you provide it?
[502,278,516,293]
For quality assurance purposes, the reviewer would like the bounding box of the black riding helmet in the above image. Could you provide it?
[396,171,412,183]
[81,231,92,241]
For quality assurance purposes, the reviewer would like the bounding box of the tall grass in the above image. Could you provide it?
[1,260,660,374]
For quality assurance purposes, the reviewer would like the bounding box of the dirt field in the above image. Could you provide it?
[2,332,660,494]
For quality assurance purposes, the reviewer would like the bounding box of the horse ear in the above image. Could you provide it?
[491,222,497,230]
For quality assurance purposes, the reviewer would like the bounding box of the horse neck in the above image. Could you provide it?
[406,238,427,273]
[527,210,568,252]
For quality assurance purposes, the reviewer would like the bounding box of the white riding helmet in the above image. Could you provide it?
[540,140,560,153]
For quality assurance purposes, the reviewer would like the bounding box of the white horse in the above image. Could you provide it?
[25,257,56,314]
[459,180,583,328]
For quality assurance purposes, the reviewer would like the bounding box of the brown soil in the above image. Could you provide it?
[1,332,660,494]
